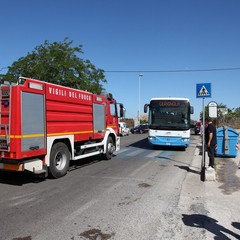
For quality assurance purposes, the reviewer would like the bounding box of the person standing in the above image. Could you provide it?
[205,117,217,169]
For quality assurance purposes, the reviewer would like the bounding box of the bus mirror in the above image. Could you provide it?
[190,106,194,114]
[144,104,149,113]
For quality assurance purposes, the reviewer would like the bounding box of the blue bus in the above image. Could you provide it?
[144,97,194,148]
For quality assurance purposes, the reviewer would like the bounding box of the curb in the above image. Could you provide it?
[205,168,216,181]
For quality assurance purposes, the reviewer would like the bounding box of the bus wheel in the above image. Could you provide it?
[103,136,114,160]
[49,142,70,178]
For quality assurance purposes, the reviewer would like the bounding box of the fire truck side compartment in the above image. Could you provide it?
[21,92,46,152]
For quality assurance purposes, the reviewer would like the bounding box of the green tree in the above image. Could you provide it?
[234,107,240,117]
[2,38,106,94]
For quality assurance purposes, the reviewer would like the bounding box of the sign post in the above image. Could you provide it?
[208,101,218,118]
[196,83,212,182]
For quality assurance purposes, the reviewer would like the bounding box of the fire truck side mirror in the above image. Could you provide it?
[119,104,125,118]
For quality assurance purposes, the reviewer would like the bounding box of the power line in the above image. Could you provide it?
[2,66,240,73]
[104,67,240,73]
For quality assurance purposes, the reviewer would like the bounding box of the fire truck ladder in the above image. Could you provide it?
[0,85,10,151]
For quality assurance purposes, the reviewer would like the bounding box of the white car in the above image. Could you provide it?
[118,122,130,136]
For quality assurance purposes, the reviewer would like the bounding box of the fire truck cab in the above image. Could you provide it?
[0,77,124,178]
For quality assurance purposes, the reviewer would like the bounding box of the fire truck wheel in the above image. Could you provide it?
[104,136,114,160]
[49,142,70,178]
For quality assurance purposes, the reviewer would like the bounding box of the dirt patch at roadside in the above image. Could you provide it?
[216,157,240,195]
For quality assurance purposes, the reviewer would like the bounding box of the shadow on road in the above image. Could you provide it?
[69,155,102,171]
[153,145,186,151]
[175,165,200,174]
[182,214,240,239]
[0,156,103,186]
[127,137,151,149]
[232,222,240,230]
[0,171,45,186]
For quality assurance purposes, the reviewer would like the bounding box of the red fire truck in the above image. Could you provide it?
[0,77,124,178]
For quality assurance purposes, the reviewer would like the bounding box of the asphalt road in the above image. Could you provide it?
[0,133,200,240]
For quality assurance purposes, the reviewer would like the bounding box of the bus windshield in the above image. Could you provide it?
[148,99,191,130]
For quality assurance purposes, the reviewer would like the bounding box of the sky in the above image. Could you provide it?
[1,0,240,121]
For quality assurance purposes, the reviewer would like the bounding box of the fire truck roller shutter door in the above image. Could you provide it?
[49,142,70,178]
[93,103,105,132]
[21,92,46,151]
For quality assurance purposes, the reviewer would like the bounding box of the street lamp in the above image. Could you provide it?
[138,73,143,125]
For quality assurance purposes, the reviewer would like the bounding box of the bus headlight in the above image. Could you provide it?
[148,136,156,141]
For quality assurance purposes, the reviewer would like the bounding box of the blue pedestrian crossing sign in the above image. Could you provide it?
[196,83,211,98]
